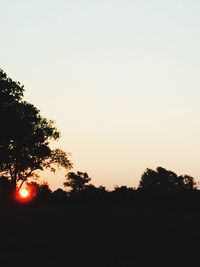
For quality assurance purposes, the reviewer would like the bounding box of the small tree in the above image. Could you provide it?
[64,171,91,193]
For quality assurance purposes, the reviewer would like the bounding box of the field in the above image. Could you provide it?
[0,194,200,267]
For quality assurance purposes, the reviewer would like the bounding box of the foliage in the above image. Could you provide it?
[0,69,24,146]
[53,188,68,200]
[26,181,52,200]
[0,176,12,196]
[0,69,24,103]
[78,184,107,200]
[45,149,73,172]
[64,171,91,193]
[138,167,196,192]
[114,185,135,193]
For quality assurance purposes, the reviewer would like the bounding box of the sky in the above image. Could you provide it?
[1,0,200,190]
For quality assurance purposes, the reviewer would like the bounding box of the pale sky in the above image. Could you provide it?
[1,0,200,190]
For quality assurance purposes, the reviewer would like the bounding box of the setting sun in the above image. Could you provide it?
[19,189,29,198]
[15,185,37,203]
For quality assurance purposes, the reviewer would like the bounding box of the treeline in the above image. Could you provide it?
[0,166,198,205]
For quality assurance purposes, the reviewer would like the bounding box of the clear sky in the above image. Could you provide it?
[1,0,200,190]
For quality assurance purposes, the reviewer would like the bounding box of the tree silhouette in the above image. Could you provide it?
[0,176,12,196]
[53,188,68,200]
[37,182,52,199]
[64,171,91,193]
[0,69,24,153]
[78,184,107,201]
[0,69,73,192]
[138,167,196,192]
[181,175,196,190]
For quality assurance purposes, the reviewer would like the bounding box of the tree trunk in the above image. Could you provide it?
[10,171,17,195]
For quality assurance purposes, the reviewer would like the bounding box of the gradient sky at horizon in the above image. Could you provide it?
[1,0,200,190]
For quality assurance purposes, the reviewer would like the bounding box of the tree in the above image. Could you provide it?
[0,69,73,191]
[25,181,52,200]
[77,184,107,201]
[64,171,91,193]
[181,175,196,190]
[36,182,52,200]
[53,188,68,201]
[138,167,196,192]
[0,176,12,196]
[0,69,24,148]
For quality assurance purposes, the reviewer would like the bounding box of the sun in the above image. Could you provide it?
[15,184,37,203]
[19,189,29,198]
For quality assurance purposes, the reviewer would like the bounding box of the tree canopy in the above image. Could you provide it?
[64,171,91,193]
[138,167,196,192]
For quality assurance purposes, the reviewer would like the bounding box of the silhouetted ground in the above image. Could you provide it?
[0,193,200,267]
